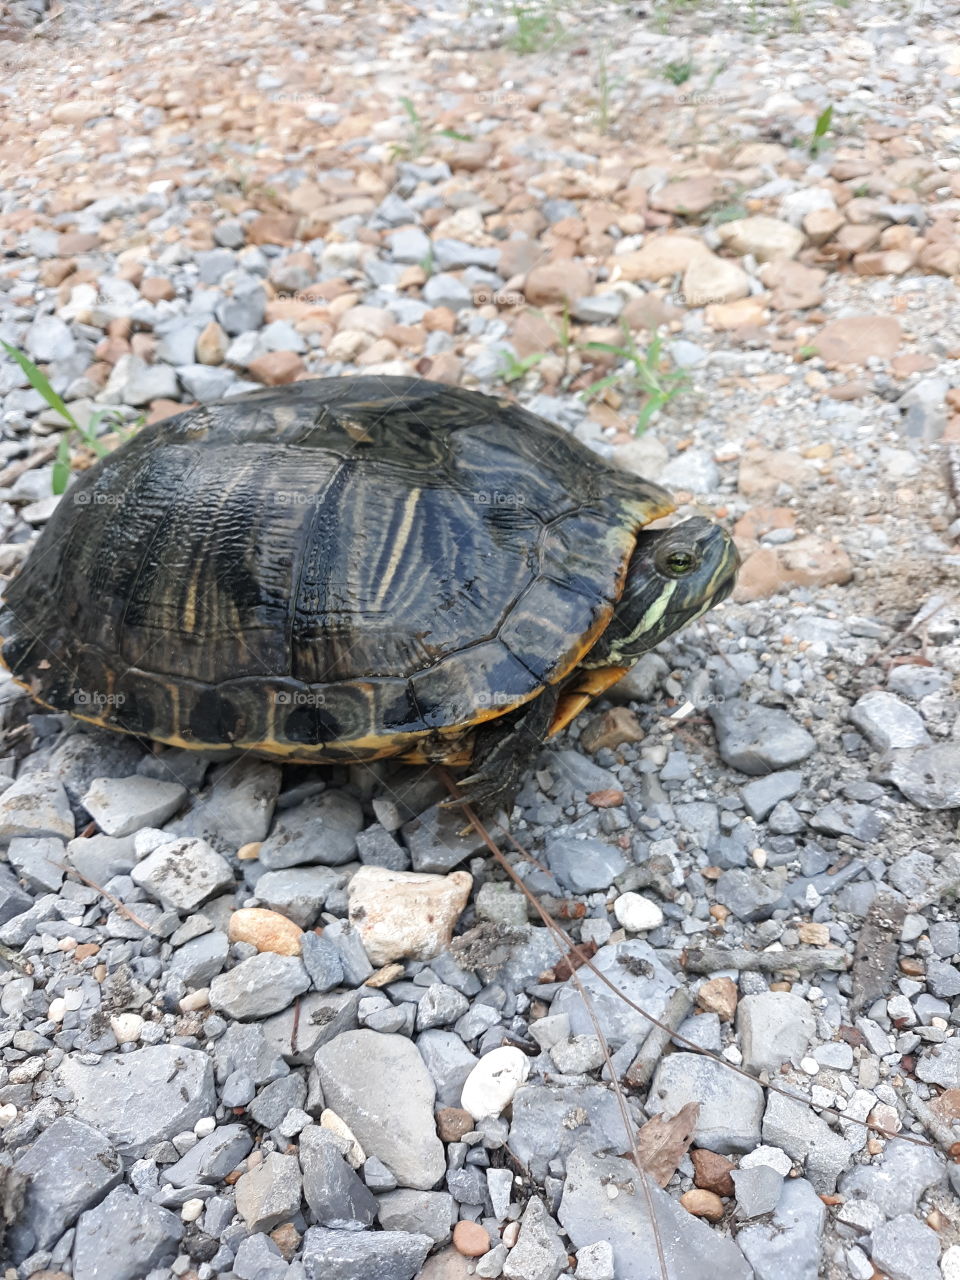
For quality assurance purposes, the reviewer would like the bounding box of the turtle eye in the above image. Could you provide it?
[663,550,696,577]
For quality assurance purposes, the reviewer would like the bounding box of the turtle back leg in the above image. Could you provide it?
[440,686,560,821]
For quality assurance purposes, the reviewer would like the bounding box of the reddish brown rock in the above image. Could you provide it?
[649,175,721,216]
[579,707,645,753]
[196,320,229,366]
[734,536,853,602]
[697,976,738,1022]
[733,506,796,541]
[738,445,818,499]
[436,1107,475,1142]
[247,213,299,246]
[523,260,592,306]
[802,208,844,246]
[813,314,902,367]
[761,260,826,311]
[452,1221,490,1257]
[246,351,305,385]
[58,232,101,255]
[140,276,175,303]
[615,233,709,282]
[690,1148,736,1197]
[680,1188,725,1221]
[512,309,558,357]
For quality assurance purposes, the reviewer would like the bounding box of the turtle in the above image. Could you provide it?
[0,375,739,814]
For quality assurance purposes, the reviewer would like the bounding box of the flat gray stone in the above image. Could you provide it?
[714,867,788,921]
[235,1151,302,1232]
[559,1146,752,1280]
[301,1226,433,1280]
[551,940,679,1049]
[7,836,64,892]
[416,1029,479,1107]
[850,690,929,752]
[248,1074,307,1129]
[402,804,487,873]
[300,1124,378,1228]
[313,1030,445,1190]
[300,929,345,991]
[709,701,816,775]
[870,1213,941,1280]
[258,790,364,868]
[66,832,137,883]
[169,929,229,986]
[737,991,815,1073]
[647,1053,764,1154]
[545,836,628,893]
[83,775,186,837]
[880,743,960,810]
[161,1123,253,1188]
[261,989,362,1064]
[761,1091,853,1193]
[26,313,75,361]
[131,835,234,911]
[209,953,310,1020]
[915,1037,960,1086]
[503,1195,567,1280]
[732,1164,784,1219]
[741,771,803,821]
[10,1116,122,1261]
[57,1045,216,1159]
[376,1188,454,1243]
[838,1140,947,1217]
[0,771,74,842]
[509,1083,629,1183]
[254,865,346,927]
[163,758,280,849]
[736,1177,825,1280]
[73,1185,183,1280]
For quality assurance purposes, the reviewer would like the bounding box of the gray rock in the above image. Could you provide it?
[210,953,310,1020]
[71,1189,181,1280]
[301,929,346,991]
[364,1155,398,1191]
[57,1045,215,1159]
[162,1123,253,1188]
[100,355,179,406]
[0,894,60,945]
[301,1226,432,1280]
[647,1053,763,1154]
[850,691,929,752]
[545,836,628,893]
[248,1074,307,1129]
[924,959,960,999]
[7,836,64,892]
[880,744,960,810]
[262,989,362,1065]
[737,992,815,1073]
[9,1117,121,1261]
[503,1195,567,1280]
[0,864,32,926]
[66,832,137,884]
[416,983,469,1031]
[221,1070,256,1107]
[417,1029,479,1106]
[714,867,787,920]
[736,1178,825,1280]
[558,1146,752,1280]
[169,929,229,986]
[812,1042,854,1070]
[422,273,473,310]
[323,918,374,984]
[838,1140,946,1217]
[433,238,501,271]
[356,823,410,871]
[132,835,234,911]
[196,249,237,283]
[660,448,718,494]
[255,866,345,927]
[164,758,280,849]
[709,702,816,775]
[26,313,76,362]
[870,1214,941,1280]
[137,745,214,791]
[233,1234,287,1280]
[575,1239,616,1280]
[300,1124,378,1227]
[732,1164,783,1219]
[809,800,885,840]
[376,1188,454,1242]
[259,791,364,868]
[0,771,74,842]
[388,227,432,263]
[509,1083,630,1182]
[314,1030,445,1190]
[915,1037,960,1086]
[235,1151,302,1232]
[741,771,803,821]
[572,293,624,324]
[177,363,237,401]
[552,939,678,1049]
[82,774,187,839]
[216,285,267,335]
[402,804,487,873]
[549,749,619,797]
[761,1091,853,1192]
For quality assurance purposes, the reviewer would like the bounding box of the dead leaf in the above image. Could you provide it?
[632,1102,701,1187]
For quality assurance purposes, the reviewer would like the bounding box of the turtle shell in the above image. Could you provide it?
[0,376,674,760]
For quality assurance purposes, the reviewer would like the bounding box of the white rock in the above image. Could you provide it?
[347,866,472,966]
[0,1104,17,1128]
[461,1046,531,1121]
[613,892,664,933]
[941,1244,960,1280]
[109,1014,143,1044]
[320,1108,365,1167]
[682,252,750,306]
[181,1198,204,1223]
[739,1144,793,1177]
[718,214,805,262]
[194,1116,216,1138]
[48,997,66,1023]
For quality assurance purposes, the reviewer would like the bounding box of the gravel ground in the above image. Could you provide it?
[0,0,959,1278]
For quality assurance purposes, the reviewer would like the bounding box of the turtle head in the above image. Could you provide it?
[592,517,740,667]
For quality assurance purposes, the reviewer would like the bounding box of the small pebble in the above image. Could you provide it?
[453,1220,491,1257]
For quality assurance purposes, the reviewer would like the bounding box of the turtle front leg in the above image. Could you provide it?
[439,685,560,822]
